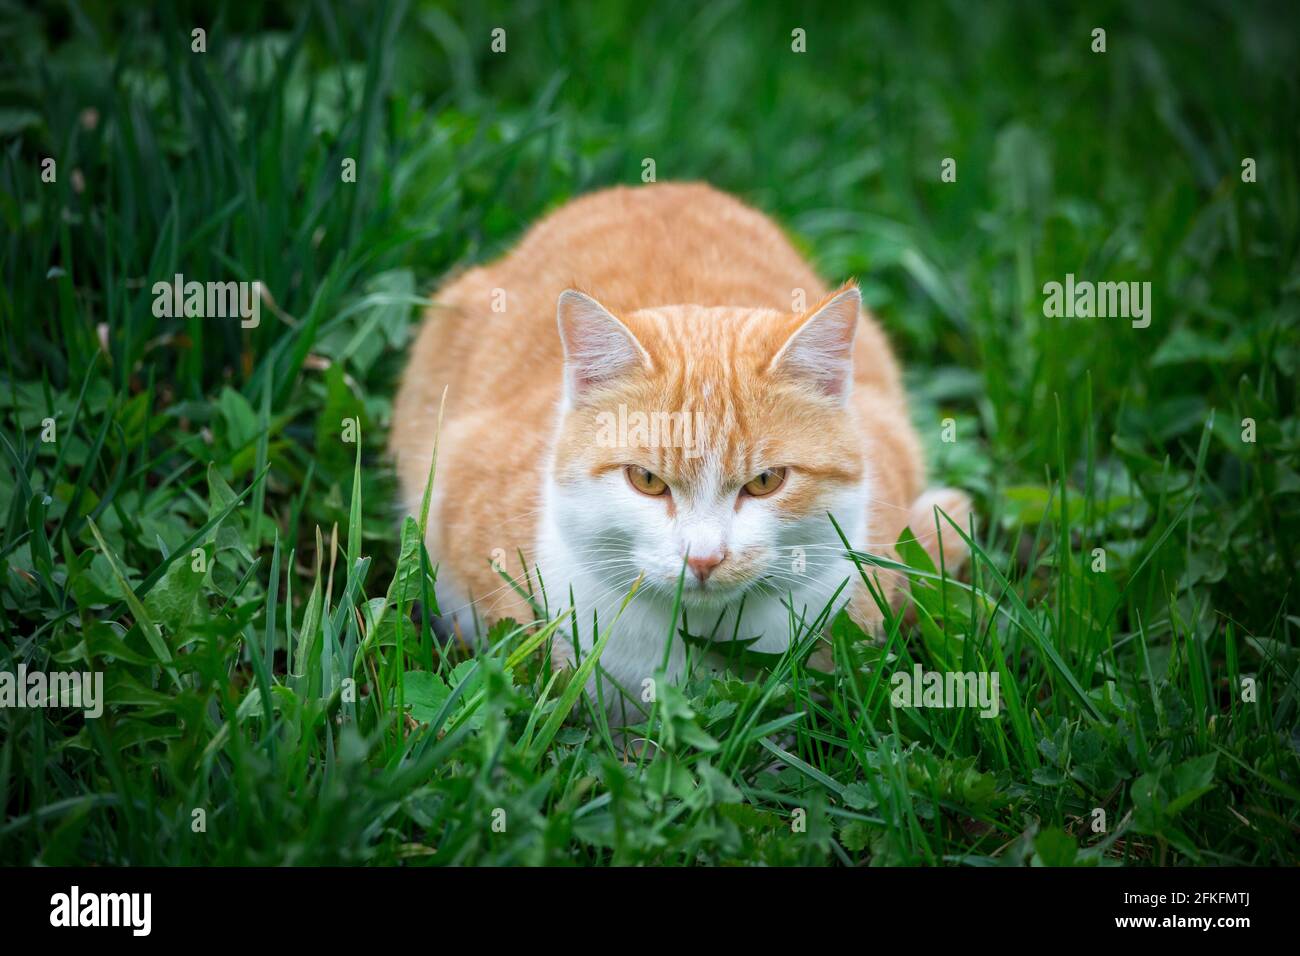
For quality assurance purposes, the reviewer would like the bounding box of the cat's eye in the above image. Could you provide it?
[626,465,669,497]
[743,467,787,497]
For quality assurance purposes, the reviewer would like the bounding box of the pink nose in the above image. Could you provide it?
[687,551,726,582]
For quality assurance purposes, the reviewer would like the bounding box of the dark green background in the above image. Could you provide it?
[0,1,1296,865]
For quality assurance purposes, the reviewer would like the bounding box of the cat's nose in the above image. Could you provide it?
[687,550,726,582]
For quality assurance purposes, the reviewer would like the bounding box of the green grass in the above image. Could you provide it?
[1,0,1297,865]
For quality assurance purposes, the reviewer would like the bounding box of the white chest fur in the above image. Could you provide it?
[534,484,866,720]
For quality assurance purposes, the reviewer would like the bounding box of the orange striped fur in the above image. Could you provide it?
[391,182,970,711]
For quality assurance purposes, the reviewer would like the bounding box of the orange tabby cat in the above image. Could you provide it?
[391,182,970,721]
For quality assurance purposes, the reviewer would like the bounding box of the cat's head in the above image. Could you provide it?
[547,284,869,610]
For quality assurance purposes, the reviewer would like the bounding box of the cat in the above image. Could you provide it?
[390,182,971,724]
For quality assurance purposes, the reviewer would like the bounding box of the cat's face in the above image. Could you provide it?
[546,287,868,611]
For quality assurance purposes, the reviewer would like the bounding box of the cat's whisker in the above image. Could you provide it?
[564,574,653,639]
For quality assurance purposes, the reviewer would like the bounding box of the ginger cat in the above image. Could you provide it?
[391,182,971,722]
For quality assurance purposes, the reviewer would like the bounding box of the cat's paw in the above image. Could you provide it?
[908,487,973,572]
[845,585,891,645]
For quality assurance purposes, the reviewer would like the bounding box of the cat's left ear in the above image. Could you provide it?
[556,290,652,406]
[768,284,860,401]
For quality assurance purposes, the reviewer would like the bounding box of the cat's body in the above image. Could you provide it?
[391,182,969,721]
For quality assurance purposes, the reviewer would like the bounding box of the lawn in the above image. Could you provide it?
[1,0,1297,865]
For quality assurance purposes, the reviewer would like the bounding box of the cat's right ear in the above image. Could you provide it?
[556,290,651,405]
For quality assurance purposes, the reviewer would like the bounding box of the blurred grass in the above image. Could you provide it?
[0,0,1297,864]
